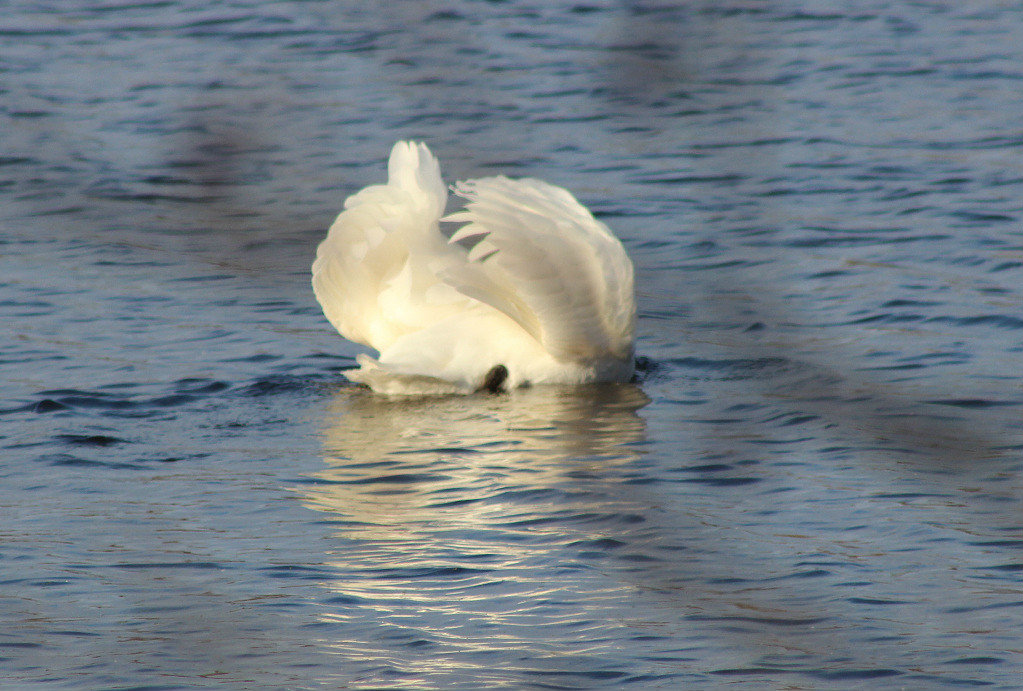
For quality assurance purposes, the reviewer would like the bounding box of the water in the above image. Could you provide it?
[3,1,1023,688]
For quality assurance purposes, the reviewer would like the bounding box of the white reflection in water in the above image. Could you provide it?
[307,384,650,533]
[301,384,658,685]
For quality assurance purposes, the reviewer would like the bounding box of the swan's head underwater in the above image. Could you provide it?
[312,141,636,395]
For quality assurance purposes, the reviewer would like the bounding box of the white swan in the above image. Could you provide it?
[311,141,635,395]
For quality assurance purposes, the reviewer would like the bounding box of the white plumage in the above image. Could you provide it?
[311,141,635,395]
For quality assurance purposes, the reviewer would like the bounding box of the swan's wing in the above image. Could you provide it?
[441,176,635,363]
[312,141,465,353]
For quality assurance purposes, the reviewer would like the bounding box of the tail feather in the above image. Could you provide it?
[311,141,456,354]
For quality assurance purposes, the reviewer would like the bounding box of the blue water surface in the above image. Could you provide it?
[3,1,1023,688]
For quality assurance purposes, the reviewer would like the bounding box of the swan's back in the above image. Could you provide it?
[312,141,635,394]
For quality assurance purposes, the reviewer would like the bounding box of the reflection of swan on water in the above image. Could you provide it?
[296,385,650,684]
[302,384,649,540]
[312,141,636,395]
[298,385,651,684]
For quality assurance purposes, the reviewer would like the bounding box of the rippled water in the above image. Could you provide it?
[4,1,1023,688]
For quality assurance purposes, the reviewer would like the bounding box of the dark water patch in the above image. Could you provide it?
[689,614,828,627]
[679,258,768,272]
[42,629,102,638]
[425,9,465,22]
[950,210,1016,224]
[166,273,236,284]
[336,473,451,485]
[678,476,760,487]
[944,600,1023,614]
[84,188,220,204]
[849,164,917,181]
[900,350,971,366]
[236,374,319,397]
[0,576,83,588]
[149,394,199,407]
[633,173,745,185]
[673,463,731,473]
[500,511,646,529]
[35,390,138,411]
[619,552,662,564]
[848,313,926,325]
[763,412,820,427]
[31,398,68,414]
[140,173,191,185]
[926,398,1018,409]
[39,453,146,471]
[426,496,484,509]
[520,668,627,682]
[568,537,626,551]
[881,299,942,308]
[259,564,336,580]
[846,67,939,79]
[622,475,659,486]
[776,10,860,22]
[785,233,949,248]
[137,454,207,464]
[323,593,367,606]
[807,269,852,279]
[131,602,202,614]
[173,378,230,394]
[947,657,1004,665]
[809,668,903,681]
[669,356,794,380]
[879,187,928,201]
[632,355,656,380]
[105,561,226,571]
[976,563,1023,572]
[756,185,868,198]
[302,352,358,365]
[6,109,52,119]
[288,476,349,487]
[927,315,1023,329]
[0,156,36,166]
[405,446,479,457]
[9,372,342,420]
[847,597,914,606]
[691,137,795,151]
[53,434,125,447]
[488,487,582,505]
[12,382,242,418]
[969,539,1023,549]
[776,569,831,580]
[361,565,492,581]
[712,666,792,676]
[0,300,53,317]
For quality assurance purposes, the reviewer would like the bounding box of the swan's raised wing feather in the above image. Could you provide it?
[312,141,462,353]
[442,176,635,363]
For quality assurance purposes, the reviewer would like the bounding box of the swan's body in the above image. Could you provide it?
[312,141,635,395]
